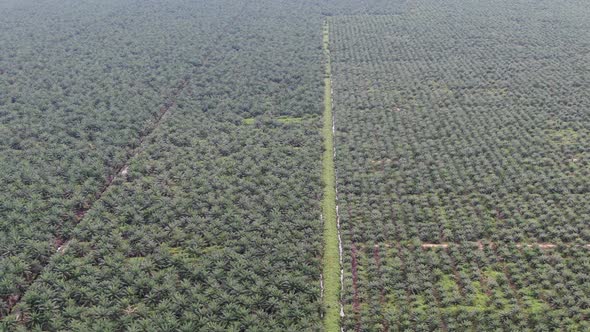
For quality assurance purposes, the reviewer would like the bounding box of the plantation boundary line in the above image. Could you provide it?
[5,6,247,319]
[321,18,344,332]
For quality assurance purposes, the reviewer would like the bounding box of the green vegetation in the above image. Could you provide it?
[1,0,326,330]
[0,0,204,319]
[321,19,340,332]
[327,0,590,330]
[242,118,256,125]
[277,116,305,124]
[2,0,590,330]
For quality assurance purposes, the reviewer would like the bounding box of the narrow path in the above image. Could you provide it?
[321,18,343,332]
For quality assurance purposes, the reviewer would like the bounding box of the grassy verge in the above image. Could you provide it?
[322,18,340,332]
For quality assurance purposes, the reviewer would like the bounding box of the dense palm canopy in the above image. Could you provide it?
[1,0,325,330]
[1,0,589,331]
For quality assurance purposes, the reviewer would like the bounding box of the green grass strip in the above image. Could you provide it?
[322,18,340,332]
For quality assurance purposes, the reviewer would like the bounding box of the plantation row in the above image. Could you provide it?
[1,0,329,330]
[328,0,590,329]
